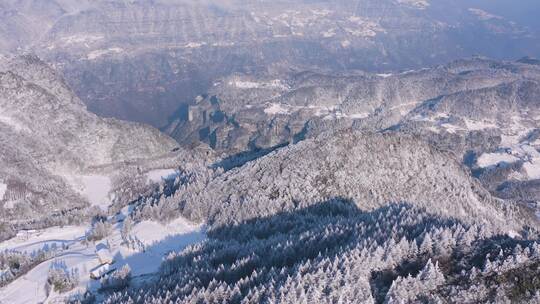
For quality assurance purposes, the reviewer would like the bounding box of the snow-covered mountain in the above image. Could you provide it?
[170,58,539,152]
[169,58,540,208]
[1,0,539,128]
[99,130,540,304]
[177,130,533,231]
[1,55,540,301]
[1,2,540,302]
[0,55,183,235]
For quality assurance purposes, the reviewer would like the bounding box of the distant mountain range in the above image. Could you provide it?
[1,0,539,128]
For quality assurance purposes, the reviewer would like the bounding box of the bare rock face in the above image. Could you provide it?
[0,55,179,227]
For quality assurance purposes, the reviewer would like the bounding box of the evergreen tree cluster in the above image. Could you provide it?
[103,200,540,303]
[46,261,79,294]
[0,246,59,287]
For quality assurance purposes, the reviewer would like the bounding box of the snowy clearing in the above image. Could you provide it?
[64,174,112,211]
[146,169,178,184]
[524,160,540,180]
[0,114,29,132]
[0,216,205,304]
[477,152,520,168]
[0,182,6,200]
[0,225,87,253]
[121,218,206,277]
[0,225,95,304]
[87,48,123,60]
[0,250,97,304]
[463,119,497,131]
[264,103,290,115]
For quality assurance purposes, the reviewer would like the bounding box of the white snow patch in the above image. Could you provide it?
[60,34,104,45]
[184,42,205,48]
[0,115,29,132]
[146,169,178,184]
[440,123,463,134]
[348,113,371,119]
[87,47,123,60]
[64,175,112,210]
[344,27,377,37]
[229,79,288,90]
[463,119,498,131]
[0,225,87,253]
[212,42,235,47]
[0,182,6,200]
[119,217,206,277]
[524,160,540,180]
[477,153,520,168]
[0,249,97,304]
[321,29,336,38]
[397,0,430,9]
[0,225,94,304]
[427,126,441,134]
[0,215,205,303]
[377,73,393,78]
[264,103,290,115]
[469,8,503,21]
[312,9,332,17]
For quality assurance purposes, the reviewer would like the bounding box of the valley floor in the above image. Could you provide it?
[0,216,205,303]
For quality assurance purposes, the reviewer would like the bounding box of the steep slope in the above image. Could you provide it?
[0,55,179,231]
[168,58,540,208]
[172,130,531,232]
[105,201,540,304]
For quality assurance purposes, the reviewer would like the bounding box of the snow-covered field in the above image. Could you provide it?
[146,169,179,184]
[64,174,112,211]
[477,143,540,180]
[477,152,520,168]
[117,218,205,277]
[0,215,205,304]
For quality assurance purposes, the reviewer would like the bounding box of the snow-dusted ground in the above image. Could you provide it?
[64,174,112,211]
[477,153,520,168]
[0,226,87,253]
[477,143,540,180]
[0,182,6,200]
[0,215,205,304]
[146,169,179,184]
[524,161,540,180]
[117,218,205,277]
[0,115,29,133]
[87,48,124,60]
[0,226,94,304]
[264,103,291,115]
